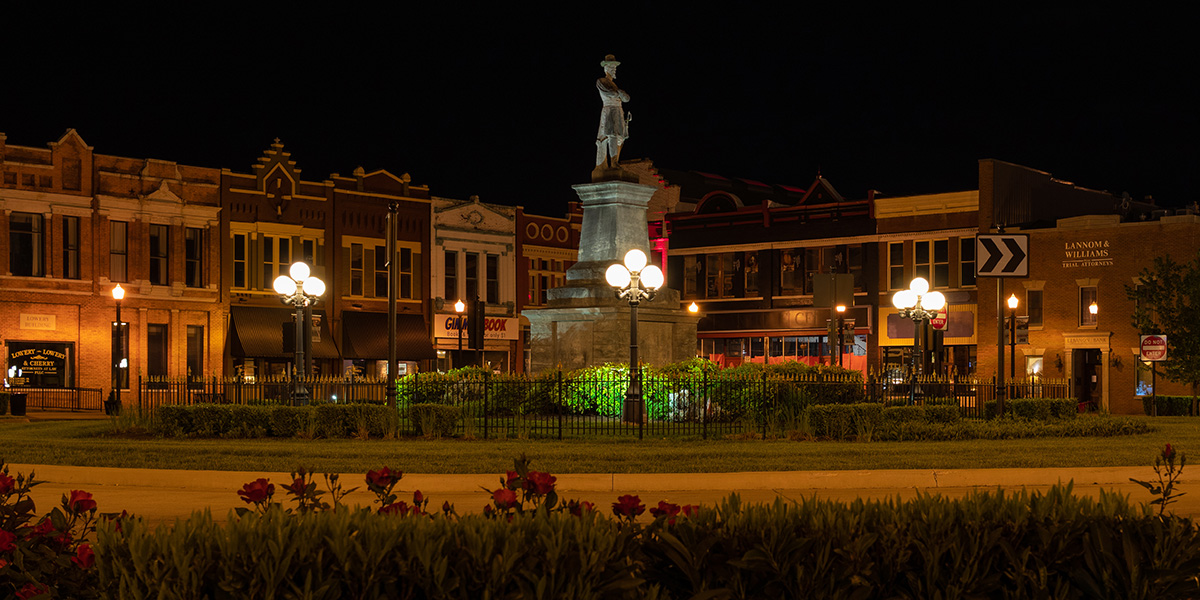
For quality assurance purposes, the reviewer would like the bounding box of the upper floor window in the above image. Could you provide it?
[465,252,479,301]
[960,238,976,287]
[10,212,44,277]
[445,251,457,300]
[350,243,364,296]
[149,224,169,285]
[232,234,247,288]
[263,236,291,290]
[486,254,499,303]
[62,216,80,279]
[399,247,414,299]
[1079,286,1098,327]
[109,221,127,283]
[185,228,204,288]
[373,244,389,298]
[705,252,737,298]
[1027,289,1044,328]
[888,242,904,290]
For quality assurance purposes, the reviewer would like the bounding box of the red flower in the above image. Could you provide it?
[67,489,97,513]
[28,518,55,539]
[483,504,496,517]
[567,499,595,516]
[505,470,522,490]
[524,471,557,495]
[283,476,307,496]
[366,467,399,489]
[492,488,519,510]
[15,582,49,600]
[0,530,16,552]
[413,490,424,505]
[379,501,411,516]
[0,472,14,495]
[442,500,453,515]
[612,494,645,518]
[1164,444,1176,461]
[680,504,700,518]
[0,558,7,570]
[649,500,681,519]
[237,478,274,504]
[72,543,95,569]
[106,509,131,534]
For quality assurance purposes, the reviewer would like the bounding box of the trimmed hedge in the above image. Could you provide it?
[874,415,1151,442]
[95,485,1200,599]
[985,397,1077,420]
[1143,395,1195,416]
[155,404,397,438]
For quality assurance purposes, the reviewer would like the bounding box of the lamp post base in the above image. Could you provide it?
[622,393,644,424]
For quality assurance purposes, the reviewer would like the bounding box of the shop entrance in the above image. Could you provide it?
[1073,349,1103,411]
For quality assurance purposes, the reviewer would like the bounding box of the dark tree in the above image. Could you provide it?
[1126,254,1200,396]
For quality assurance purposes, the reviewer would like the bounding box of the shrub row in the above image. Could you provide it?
[984,397,1078,420]
[1143,395,1196,416]
[801,402,1147,441]
[154,404,397,438]
[94,485,1200,599]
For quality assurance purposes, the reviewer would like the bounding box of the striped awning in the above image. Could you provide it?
[229,306,340,359]
[341,311,436,361]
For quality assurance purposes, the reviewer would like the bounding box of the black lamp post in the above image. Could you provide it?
[111,284,125,414]
[891,277,946,405]
[606,249,664,428]
[454,299,465,369]
[273,262,325,405]
[1007,293,1018,398]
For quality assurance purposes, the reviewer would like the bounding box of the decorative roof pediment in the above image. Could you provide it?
[144,181,182,204]
[49,128,92,152]
[798,176,845,205]
[253,138,300,195]
[435,197,515,233]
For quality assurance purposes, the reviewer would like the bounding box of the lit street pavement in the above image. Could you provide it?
[12,464,1199,526]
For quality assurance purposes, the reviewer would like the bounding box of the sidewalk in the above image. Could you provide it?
[11,463,1195,525]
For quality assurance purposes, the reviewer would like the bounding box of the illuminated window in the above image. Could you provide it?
[263,236,290,290]
[1079,286,1098,327]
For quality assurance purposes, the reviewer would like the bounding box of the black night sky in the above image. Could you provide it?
[3,8,1196,215]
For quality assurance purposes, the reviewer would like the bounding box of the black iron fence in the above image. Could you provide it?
[6,387,104,411]
[131,372,1073,439]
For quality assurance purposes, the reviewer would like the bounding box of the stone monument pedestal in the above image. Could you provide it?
[525,177,698,374]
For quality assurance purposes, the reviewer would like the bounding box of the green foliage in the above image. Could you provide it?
[563,364,630,418]
[92,483,1200,599]
[876,415,1151,442]
[396,372,455,405]
[97,507,651,600]
[806,403,883,440]
[985,397,1077,420]
[1143,395,1195,416]
[154,404,397,439]
[1127,253,1200,389]
[409,403,460,437]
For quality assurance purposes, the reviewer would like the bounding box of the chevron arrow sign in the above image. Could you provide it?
[976,234,1029,277]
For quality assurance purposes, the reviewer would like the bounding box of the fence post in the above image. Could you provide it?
[483,372,490,440]
[557,371,563,441]
[702,370,708,440]
[137,374,143,412]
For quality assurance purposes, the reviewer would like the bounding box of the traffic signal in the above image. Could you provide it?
[468,298,484,350]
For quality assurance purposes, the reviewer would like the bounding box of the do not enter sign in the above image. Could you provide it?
[1140,335,1168,362]
[930,311,948,331]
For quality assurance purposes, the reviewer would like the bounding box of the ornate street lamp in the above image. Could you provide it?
[835,304,847,368]
[111,284,126,414]
[273,262,325,405]
[606,249,664,426]
[892,277,945,404]
[454,299,465,369]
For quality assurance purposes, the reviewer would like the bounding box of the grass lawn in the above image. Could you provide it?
[0,416,1193,474]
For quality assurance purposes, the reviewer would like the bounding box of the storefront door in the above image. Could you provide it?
[1073,349,1102,410]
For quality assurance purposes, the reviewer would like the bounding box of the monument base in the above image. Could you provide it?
[525,303,699,374]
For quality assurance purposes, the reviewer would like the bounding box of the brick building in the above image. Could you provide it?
[1,130,223,396]
[222,141,435,381]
